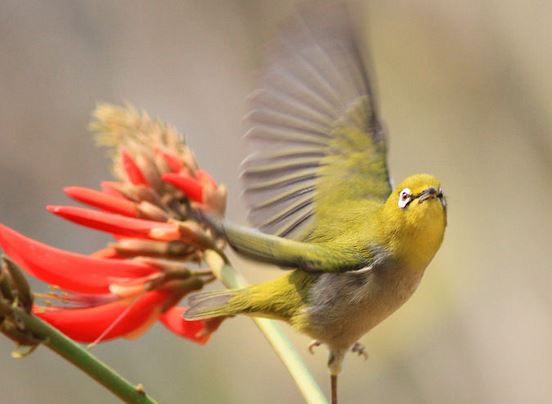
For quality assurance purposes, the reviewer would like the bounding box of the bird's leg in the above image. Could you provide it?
[327,350,345,404]
[331,374,338,404]
[308,340,321,354]
[351,341,369,360]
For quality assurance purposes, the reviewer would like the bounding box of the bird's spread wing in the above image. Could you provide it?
[223,223,375,272]
[241,3,392,242]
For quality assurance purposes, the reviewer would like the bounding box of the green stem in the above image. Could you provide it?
[2,302,157,404]
[205,250,328,404]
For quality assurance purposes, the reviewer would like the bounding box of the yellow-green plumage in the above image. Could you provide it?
[186,3,447,381]
[187,176,447,374]
[188,271,315,321]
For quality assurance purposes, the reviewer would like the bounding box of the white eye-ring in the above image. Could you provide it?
[398,188,412,209]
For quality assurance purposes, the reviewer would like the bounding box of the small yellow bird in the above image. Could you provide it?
[186,3,447,401]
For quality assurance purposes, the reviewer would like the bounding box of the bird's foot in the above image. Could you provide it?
[351,342,368,360]
[308,340,321,354]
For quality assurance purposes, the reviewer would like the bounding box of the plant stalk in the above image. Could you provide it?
[205,250,328,404]
[1,300,157,404]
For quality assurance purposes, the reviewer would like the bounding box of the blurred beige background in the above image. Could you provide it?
[1,1,551,403]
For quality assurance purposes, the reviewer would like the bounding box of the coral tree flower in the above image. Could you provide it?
[0,104,227,345]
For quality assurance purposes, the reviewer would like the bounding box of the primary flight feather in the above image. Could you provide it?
[241,4,390,242]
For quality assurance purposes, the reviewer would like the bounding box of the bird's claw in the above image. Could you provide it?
[308,340,321,354]
[351,342,369,360]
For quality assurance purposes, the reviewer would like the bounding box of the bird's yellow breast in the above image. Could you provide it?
[394,202,446,269]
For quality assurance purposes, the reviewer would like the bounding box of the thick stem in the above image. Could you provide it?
[1,301,157,404]
[205,250,328,404]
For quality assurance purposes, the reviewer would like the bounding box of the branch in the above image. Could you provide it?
[0,299,157,404]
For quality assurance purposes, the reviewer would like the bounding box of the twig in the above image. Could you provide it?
[0,299,157,404]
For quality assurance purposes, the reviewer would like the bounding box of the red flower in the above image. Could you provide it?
[0,104,228,345]
[0,210,216,345]
[35,290,199,344]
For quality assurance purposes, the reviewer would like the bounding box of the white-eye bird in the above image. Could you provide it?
[185,3,447,402]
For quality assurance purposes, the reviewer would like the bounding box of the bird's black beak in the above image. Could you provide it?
[418,187,437,202]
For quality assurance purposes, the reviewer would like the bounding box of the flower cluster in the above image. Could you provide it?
[0,104,227,345]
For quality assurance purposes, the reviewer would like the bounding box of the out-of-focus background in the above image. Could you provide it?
[0,1,551,403]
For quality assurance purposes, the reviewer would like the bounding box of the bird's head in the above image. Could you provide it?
[382,174,447,267]
[388,174,446,216]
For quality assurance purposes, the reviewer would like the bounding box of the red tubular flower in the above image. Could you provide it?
[162,171,227,215]
[64,186,138,217]
[91,246,125,259]
[0,224,217,344]
[196,169,217,187]
[34,288,212,343]
[34,290,171,342]
[162,173,204,203]
[100,181,127,198]
[0,225,157,294]
[121,148,150,186]
[47,205,180,240]
[0,103,227,346]
[155,148,184,173]
[160,306,224,345]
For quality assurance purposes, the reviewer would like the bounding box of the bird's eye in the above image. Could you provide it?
[398,188,412,209]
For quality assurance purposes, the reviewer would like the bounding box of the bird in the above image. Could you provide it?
[185,3,447,402]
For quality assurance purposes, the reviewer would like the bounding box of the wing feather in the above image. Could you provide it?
[273,210,314,238]
[241,3,391,241]
[250,89,336,125]
[245,125,328,146]
[249,185,316,210]
[256,194,313,228]
[246,108,332,137]
[242,157,321,177]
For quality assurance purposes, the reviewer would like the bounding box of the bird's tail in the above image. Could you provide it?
[185,289,240,320]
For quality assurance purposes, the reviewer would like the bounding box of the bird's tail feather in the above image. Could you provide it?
[185,289,238,320]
